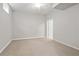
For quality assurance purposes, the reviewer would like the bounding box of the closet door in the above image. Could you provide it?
[46,18,53,40]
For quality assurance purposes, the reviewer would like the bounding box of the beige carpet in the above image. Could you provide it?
[0,38,79,56]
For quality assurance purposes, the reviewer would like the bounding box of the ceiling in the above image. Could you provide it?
[9,3,53,15]
[9,3,78,15]
[55,3,78,10]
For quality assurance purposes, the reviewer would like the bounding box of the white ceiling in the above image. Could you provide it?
[9,3,53,15]
[55,3,78,10]
[9,3,78,15]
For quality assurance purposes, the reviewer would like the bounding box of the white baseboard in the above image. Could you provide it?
[0,40,12,53]
[12,37,45,40]
[0,37,45,54]
[1,38,79,54]
[54,39,79,50]
[46,37,53,40]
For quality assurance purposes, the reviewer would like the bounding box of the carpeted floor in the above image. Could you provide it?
[0,38,79,56]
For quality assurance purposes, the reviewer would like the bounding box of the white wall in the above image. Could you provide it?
[50,4,79,49]
[0,3,12,52]
[13,12,46,39]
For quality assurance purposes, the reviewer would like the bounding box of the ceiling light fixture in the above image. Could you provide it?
[33,3,45,8]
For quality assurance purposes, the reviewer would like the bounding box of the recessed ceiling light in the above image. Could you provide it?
[33,3,45,8]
